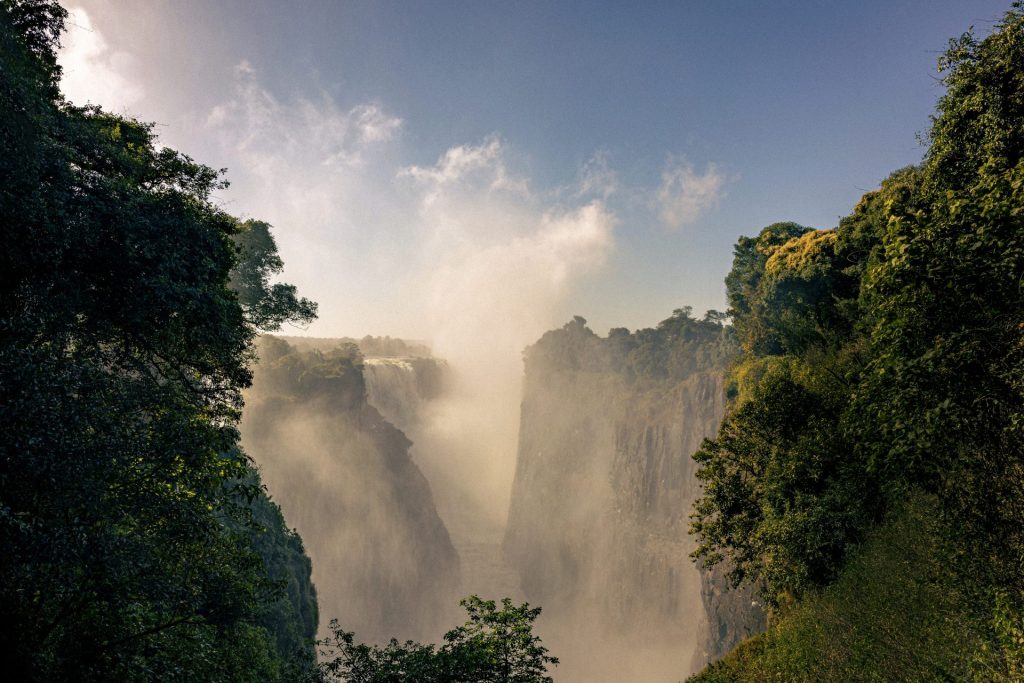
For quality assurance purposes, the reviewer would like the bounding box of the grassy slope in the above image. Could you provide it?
[688,493,983,682]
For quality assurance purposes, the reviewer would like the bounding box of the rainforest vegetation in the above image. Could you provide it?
[0,0,321,679]
[689,4,1024,680]
[315,597,558,683]
[524,309,736,386]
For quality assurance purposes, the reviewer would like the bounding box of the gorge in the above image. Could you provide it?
[505,315,764,680]
[240,337,460,644]
[242,314,764,681]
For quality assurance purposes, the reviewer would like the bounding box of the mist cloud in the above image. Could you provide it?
[206,62,402,177]
[399,138,616,522]
[59,6,143,112]
[404,136,614,377]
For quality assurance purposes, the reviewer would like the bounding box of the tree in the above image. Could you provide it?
[443,597,558,683]
[0,1,318,679]
[691,354,878,603]
[316,596,559,683]
[854,2,1024,585]
[690,6,1024,673]
[724,222,813,355]
[230,219,317,332]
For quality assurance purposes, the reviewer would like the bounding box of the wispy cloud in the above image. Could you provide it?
[576,150,619,200]
[655,158,728,230]
[400,135,529,199]
[351,103,403,144]
[207,63,402,171]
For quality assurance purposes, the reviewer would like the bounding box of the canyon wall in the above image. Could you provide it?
[504,314,764,681]
[241,337,460,644]
[242,324,761,678]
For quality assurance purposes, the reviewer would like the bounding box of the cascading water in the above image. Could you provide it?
[363,358,424,429]
[241,338,461,644]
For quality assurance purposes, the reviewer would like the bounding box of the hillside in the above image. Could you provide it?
[688,7,1024,679]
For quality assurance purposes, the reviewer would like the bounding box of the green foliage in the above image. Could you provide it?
[441,597,557,683]
[0,1,318,679]
[691,2,1024,676]
[231,220,318,332]
[692,203,889,602]
[253,336,368,410]
[692,355,879,601]
[852,3,1024,595]
[315,596,558,683]
[979,590,1024,682]
[276,335,434,359]
[233,472,320,672]
[725,222,815,355]
[526,309,737,386]
[688,495,981,682]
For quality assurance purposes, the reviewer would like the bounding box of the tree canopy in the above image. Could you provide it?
[316,596,558,683]
[0,1,318,679]
[691,4,1024,676]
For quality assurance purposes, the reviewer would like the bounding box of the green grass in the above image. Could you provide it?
[688,493,984,682]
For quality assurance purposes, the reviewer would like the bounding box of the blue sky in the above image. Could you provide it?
[59,1,1011,344]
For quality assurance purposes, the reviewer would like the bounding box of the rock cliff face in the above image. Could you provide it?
[504,315,764,681]
[698,563,764,664]
[241,337,459,644]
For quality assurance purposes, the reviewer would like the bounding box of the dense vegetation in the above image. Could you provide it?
[692,494,979,681]
[526,310,737,386]
[1,1,318,679]
[277,335,434,360]
[315,596,557,683]
[690,4,1024,679]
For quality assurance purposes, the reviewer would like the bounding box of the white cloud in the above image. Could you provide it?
[58,6,144,112]
[352,103,403,144]
[400,135,528,197]
[208,64,402,172]
[655,158,727,230]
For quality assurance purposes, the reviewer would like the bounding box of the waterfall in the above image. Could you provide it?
[363,356,450,431]
[363,358,422,430]
[241,340,461,645]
